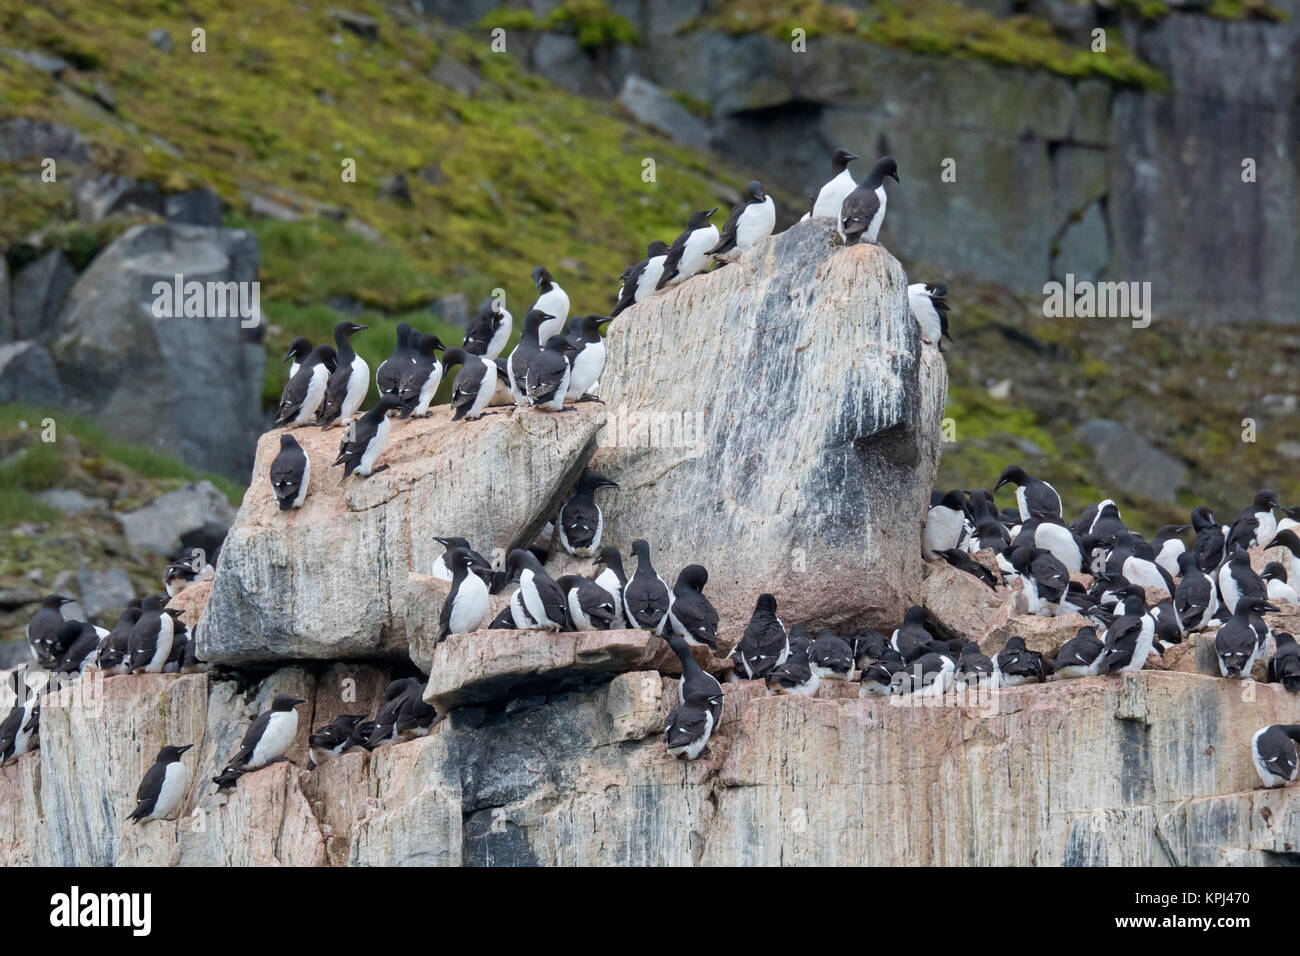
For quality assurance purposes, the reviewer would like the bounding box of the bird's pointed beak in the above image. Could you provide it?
[599,479,619,490]
[890,170,900,183]
[993,479,1008,491]
[292,697,307,706]
[177,744,194,755]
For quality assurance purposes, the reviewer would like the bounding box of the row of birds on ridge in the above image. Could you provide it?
[267,147,953,507]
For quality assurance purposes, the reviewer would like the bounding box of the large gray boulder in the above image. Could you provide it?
[11,249,75,342]
[48,224,266,479]
[201,404,606,665]
[592,219,947,641]
[117,480,236,558]
[0,342,65,405]
[1075,418,1187,504]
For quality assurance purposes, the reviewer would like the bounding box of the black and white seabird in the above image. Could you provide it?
[1262,562,1298,605]
[1227,490,1279,552]
[213,693,306,789]
[708,180,775,262]
[0,682,39,765]
[437,548,491,642]
[508,309,574,411]
[592,545,628,627]
[564,314,609,402]
[333,393,402,478]
[664,631,724,716]
[52,620,100,673]
[314,324,367,429]
[1265,530,1300,588]
[1217,545,1267,615]
[893,650,955,697]
[442,347,499,422]
[505,549,567,631]
[955,640,995,690]
[530,266,570,344]
[1268,633,1300,692]
[283,336,313,379]
[397,333,447,418]
[376,321,416,397]
[1174,552,1219,631]
[611,241,669,317]
[1007,546,1069,616]
[430,536,494,589]
[922,489,967,559]
[27,594,75,666]
[656,209,718,289]
[730,593,789,680]
[128,744,192,823]
[1048,626,1106,681]
[667,564,719,650]
[307,714,367,768]
[992,636,1046,686]
[128,595,174,674]
[270,433,309,510]
[1252,724,1300,788]
[164,547,214,597]
[97,607,140,674]
[858,650,907,697]
[366,678,436,748]
[558,469,618,557]
[462,296,513,359]
[935,550,998,590]
[808,630,855,682]
[1014,517,1087,575]
[811,147,859,219]
[891,605,935,662]
[907,282,953,350]
[1191,505,1227,574]
[1105,533,1176,599]
[1215,596,1279,678]
[995,465,1063,521]
[557,574,617,631]
[1098,586,1155,675]
[664,690,720,760]
[767,646,820,697]
[839,155,898,245]
[1151,524,1188,579]
[622,539,673,635]
[275,344,335,427]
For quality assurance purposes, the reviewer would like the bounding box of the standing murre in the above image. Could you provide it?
[557,574,617,630]
[611,241,669,317]
[437,548,491,642]
[1264,530,1300,588]
[1098,586,1156,675]
[431,536,495,589]
[731,593,790,680]
[269,433,309,510]
[212,693,306,790]
[1151,524,1188,579]
[283,336,313,379]
[27,594,75,666]
[664,690,720,759]
[462,296,513,359]
[1191,505,1227,573]
[1268,633,1300,692]
[128,595,174,674]
[667,564,719,650]
[1227,490,1279,552]
[365,678,436,748]
[954,640,995,690]
[664,631,724,718]
[656,209,718,289]
[907,282,953,350]
[592,545,628,627]
[333,393,402,478]
[275,344,335,427]
[1217,545,1267,615]
[53,620,101,673]
[622,539,673,635]
[97,607,140,674]
[811,147,859,219]
[708,180,775,262]
[839,155,898,245]
[316,321,369,428]
[563,314,609,402]
[530,266,570,344]
[0,682,39,765]
[995,465,1063,521]
[128,744,193,823]
[508,309,575,411]
[376,321,416,397]
[922,489,967,559]
[396,332,447,419]
[165,547,214,597]
[1008,546,1070,616]
[891,605,935,661]
[505,549,568,631]
[443,347,499,422]
[1215,596,1279,678]
[558,469,618,557]
[1252,724,1300,788]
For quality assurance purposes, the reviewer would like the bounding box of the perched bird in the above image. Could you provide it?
[1265,530,1300,588]
[1215,596,1278,678]
[376,321,416,397]
[1014,518,1087,576]
[767,647,820,697]
[1262,562,1298,605]
[656,209,718,289]
[505,549,567,632]
[366,678,435,748]
[430,536,494,589]
[839,155,898,245]
[1252,724,1300,788]
[283,336,313,379]
[907,282,952,350]
[557,574,617,631]
[1227,490,1279,552]
[26,594,74,666]
[1106,533,1175,600]
[664,690,720,760]
[708,180,774,261]
[127,744,193,823]
[592,546,628,627]
[922,489,967,559]
[564,314,609,402]
[1174,552,1219,631]
[610,241,669,317]
[308,714,368,768]
[811,147,859,219]
[316,321,369,428]
[164,547,214,597]
[437,548,491,642]
[558,469,618,557]
[0,682,39,765]
[333,393,402,478]
[1150,599,1185,649]
[1098,587,1155,675]
[128,595,174,674]
[530,266,570,344]
[397,333,447,419]
[891,605,936,662]
[443,347,499,422]
[97,607,140,674]
[269,433,309,511]
[667,565,719,650]
[992,636,1046,686]
[212,693,306,789]
[1151,524,1188,580]
[936,549,996,590]
[1279,505,1300,537]
[1217,546,1267,615]
[1190,505,1227,574]
[52,620,100,673]
[1048,626,1105,681]
[731,593,790,680]
[664,631,724,719]
[807,630,855,682]
[1267,633,1300,692]
[622,539,674,635]
[995,465,1063,521]
[858,650,907,697]
[508,310,574,411]
[275,344,335,427]
[1008,547,1069,616]
[955,640,995,690]
[462,296,513,359]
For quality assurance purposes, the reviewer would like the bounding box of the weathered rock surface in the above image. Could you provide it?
[1075,418,1187,504]
[48,223,266,479]
[202,404,606,664]
[117,480,235,557]
[0,341,66,405]
[593,219,946,642]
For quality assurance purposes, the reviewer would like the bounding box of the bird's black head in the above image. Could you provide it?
[441,346,469,370]
[1003,636,1027,652]
[308,344,337,368]
[1175,551,1198,576]
[532,266,553,289]
[687,209,716,229]
[1283,505,1300,520]
[42,594,75,609]
[446,547,476,574]
[579,469,618,494]
[902,605,928,625]
[1261,562,1288,583]
[395,321,412,347]
[746,180,765,202]
[867,155,899,187]
[521,308,549,335]
[1190,505,1217,530]
[646,240,669,257]
[1255,489,1280,510]
[830,148,859,172]
[505,548,534,578]
[1277,633,1297,649]
[939,490,967,512]
[278,432,301,451]
[435,535,470,550]
[631,539,652,561]
[159,743,193,761]
[754,592,777,615]
[140,595,164,611]
[334,320,367,340]
[994,465,1027,491]
[1265,530,1300,555]
[1238,595,1280,615]
[283,336,312,364]
[375,393,405,413]
[271,693,306,711]
[594,546,624,575]
[676,564,708,592]
[583,313,610,337]
[416,333,445,355]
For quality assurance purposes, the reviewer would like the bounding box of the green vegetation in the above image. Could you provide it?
[480,1,640,51]
[684,0,1168,89]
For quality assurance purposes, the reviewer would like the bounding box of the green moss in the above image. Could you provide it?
[668,89,714,119]
[481,2,640,50]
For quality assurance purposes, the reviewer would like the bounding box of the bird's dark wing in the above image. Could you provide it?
[708,200,745,255]
[524,352,569,405]
[611,258,647,316]
[839,186,880,243]
[655,229,691,289]
[275,366,313,424]
[231,711,273,766]
[561,498,600,549]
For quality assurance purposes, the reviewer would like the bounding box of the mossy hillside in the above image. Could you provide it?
[683,0,1168,89]
[0,0,765,406]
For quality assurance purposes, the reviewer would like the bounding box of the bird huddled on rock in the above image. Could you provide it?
[128,744,192,824]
